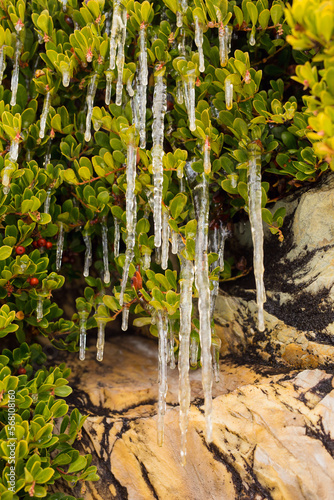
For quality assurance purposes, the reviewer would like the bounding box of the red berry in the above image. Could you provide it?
[32,241,38,248]
[17,367,26,375]
[37,238,47,247]
[46,241,53,249]
[16,246,26,255]
[30,277,39,286]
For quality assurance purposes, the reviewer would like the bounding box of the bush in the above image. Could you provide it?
[0,0,333,482]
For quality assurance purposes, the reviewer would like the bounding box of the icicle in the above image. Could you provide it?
[161,209,170,270]
[96,320,105,362]
[0,46,6,85]
[157,310,168,446]
[226,26,233,53]
[171,230,179,255]
[209,225,219,318]
[109,2,122,70]
[212,342,221,383]
[183,72,196,131]
[190,336,198,367]
[138,25,148,148]
[176,11,183,28]
[62,69,70,87]
[178,256,194,464]
[142,250,151,271]
[44,139,52,168]
[248,148,266,332]
[56,222,64,272]
[225,76,233,110]
[176,79,184,105]
[121,306,129,331]
[115,7,127,106]
[104,11,111,36]
[36,296,43,322]
[194,173,213,442]
[131,85,140,129]
[178,28,186,56]
[203,137,211,174]
[152,74,167,248]
[218,225,230,271]
[84,73,98,142]
[249,31,256,46]
[169,319,176,369]
[44,188,52,214]
[83,232,92,278]
[113,216,120,258]
[2,167,11,195]
[10,35,22,106]
[105,70,113,106]
[180,0,188,13]
[119,138,137,306]
[218,23,227,67]
[101,219,110,283]
[39,91,51,139]
[155,245,161,265]
[9,140,19,162]
[126,78,134,97]
[194,17,205,73]
[78,310,89,361]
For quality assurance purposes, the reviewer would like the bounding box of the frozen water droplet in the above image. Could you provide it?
[62,69,70,87]
[249,32,256,46]
[44,188,52,214]
[121,306,129,331]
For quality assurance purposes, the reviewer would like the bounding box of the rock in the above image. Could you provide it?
[56,335,334,500]
[216,173,334,368]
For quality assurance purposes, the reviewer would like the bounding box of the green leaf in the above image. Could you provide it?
[0,246,12,260]
[169,193,187,219]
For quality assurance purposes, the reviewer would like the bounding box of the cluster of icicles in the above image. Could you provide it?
[3,8,266,464]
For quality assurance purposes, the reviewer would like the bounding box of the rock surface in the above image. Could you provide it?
[218,173,334,367]
[56,335,334,500]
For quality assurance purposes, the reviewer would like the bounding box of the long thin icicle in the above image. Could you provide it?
[0,46,6,86]
[56,222,64,271]
[39,91,51,139]
[96,320,105,362]
[36,296,43,322]
[194,17,205,73]
[161,209,170,270]
[113,216,120,258]
[85,73,98,142]
[2,167,11,195]
[178,255,194,465]
[79,310,89,361]
[119,138,137,306]
[138,25,148,148]
[169,319,176,370]
[183,72,196,131]
[209,225,219,318]
[157,310,168,446]
[194,173,213,442]
[115,7,127,106]
[10,35,22,106]
[83,232,92,278]
[152,74,167,248]
[203,137,211,174]
[44,188,52,214]
[248,148,266,331]
[101,219,110,283]
[225,75,233,110]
